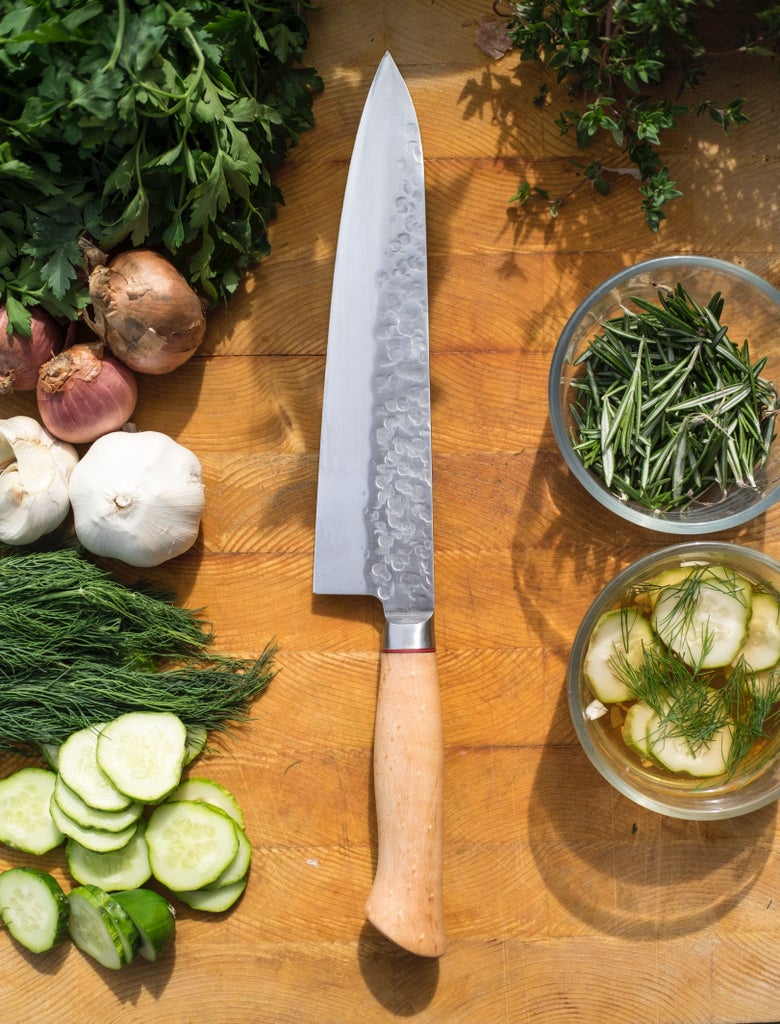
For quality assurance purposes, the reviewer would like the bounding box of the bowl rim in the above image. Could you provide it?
[568,540,780,819]
[549,256,780,534]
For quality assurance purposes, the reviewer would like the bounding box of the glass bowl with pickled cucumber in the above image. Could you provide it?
[569,542,780,819]
[549,256,780,533]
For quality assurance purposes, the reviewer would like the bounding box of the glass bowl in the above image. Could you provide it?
[569,541,780,819]
[549,256,780,533]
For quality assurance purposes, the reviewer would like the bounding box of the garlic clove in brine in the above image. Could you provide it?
[0,415,78,545]
[68,429,205,567]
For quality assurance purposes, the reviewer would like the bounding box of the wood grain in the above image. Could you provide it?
[1,1,780,1021]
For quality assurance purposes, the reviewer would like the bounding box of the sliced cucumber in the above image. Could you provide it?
[0,867,69,953]
[38,742,60,770]
[176,876,247,913]
[652,564,751,669]
[736,592,780,672]
[113,888,176,962]
[583,608,655,702]
[184,725,208,765]
[0,767,63,855]
[621,701,656,760]
[146,800,239,892]
[645,706,734,778]
[50,800,138,854]
[96,711,187,803]
[167,777,245,828]
[67,884,140,969]
[53,775,143,834]
[207,826,252,890]
[58,724,133,812]
[66,823,152,891]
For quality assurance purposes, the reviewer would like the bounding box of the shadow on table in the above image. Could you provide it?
[356,922,440,1014]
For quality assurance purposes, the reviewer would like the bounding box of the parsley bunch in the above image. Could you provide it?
[499,0,778,231]
[0,0,321,334]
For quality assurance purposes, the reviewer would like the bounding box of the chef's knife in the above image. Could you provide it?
[313,52,445,959]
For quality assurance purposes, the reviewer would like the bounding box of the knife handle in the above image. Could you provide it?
[365,646,446,958]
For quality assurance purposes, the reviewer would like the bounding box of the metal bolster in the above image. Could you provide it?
[382,613,435,653]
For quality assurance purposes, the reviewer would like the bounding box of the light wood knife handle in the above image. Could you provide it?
[365,648,446,957]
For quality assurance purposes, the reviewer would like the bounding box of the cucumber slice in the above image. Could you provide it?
[66,823,152,891]
[652,564,751,669]
[96,712,187,803]
[50,800,138,854]
[0,767,63,855]
[167,777,245,828]
[183,725,208,765]
[736,592,780,671]
[113,888,176,962]
[146,800,239,892]
[176,876,247,913]
[645,706,734,778]
[621,701,656,760]
[207,826,252,889]
[67,884,140,969]
[583,608,655,702]
[0,867,69,953]
[58,724,133,812]
[53,775,143,834]
[38,742,60,770]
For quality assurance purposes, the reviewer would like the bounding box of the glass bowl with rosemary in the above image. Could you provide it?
[549,256,780,532]
[569,541,780,819]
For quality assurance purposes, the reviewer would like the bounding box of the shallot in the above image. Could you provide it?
[0,306,65,394]
[85,248,207,375]
[36,343,138,444]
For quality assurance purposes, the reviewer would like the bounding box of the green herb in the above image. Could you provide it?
[494,0,777,230]
[569,283,779,512]
[0,547,275,753]
[0,0,322,334]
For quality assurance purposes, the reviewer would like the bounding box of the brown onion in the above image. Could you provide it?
[0,306,65,394]
[86,249,207,375]
[36,343,138,444]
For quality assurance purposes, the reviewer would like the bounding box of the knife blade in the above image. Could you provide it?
[313,52,445,958]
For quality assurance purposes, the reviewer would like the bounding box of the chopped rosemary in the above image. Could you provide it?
[569,283,779,511]
[0,548,275,754]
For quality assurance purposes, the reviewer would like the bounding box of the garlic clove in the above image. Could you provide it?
[0,416,78,545]
[68,429,205,567]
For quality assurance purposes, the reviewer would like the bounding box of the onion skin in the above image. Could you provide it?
[36,344,138,444]
[87,249,207,375]
[0,306,65,394]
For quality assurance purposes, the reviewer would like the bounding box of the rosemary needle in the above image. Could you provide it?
[570,283,779,511]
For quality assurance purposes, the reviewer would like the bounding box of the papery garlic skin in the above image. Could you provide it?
[0,416,78,545]
[68,429,205,567]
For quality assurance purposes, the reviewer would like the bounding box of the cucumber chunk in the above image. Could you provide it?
[652,564,751,669]
[53,775,143,834]
[0,767,63,855]
[0,867,69,953]
[66,823,152,891]
[113,888,176,962]
[207,826,252,889]
[621,701,656,760]
[167,777,245,828]
[583,608,655,702]
[50,801,138,854]
[58,724,133,812]
[646,706,734,778]
[176,876,247,913]
[736,592,780,672]
[67,884,140,969]
[146,800,239,892]
[96,712,187,803]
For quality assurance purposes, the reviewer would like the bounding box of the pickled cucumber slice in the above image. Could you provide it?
[645,706,734,778]
[736,592,780,671]
[583,608,655,702]
[622,701,656,759]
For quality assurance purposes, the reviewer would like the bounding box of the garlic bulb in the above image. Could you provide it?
[68,430,205,567]
[0,416,78,545]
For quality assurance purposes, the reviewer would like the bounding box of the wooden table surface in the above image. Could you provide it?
[1,2,779,1021]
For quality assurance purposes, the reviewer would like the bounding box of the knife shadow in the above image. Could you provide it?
[510,421,776,939]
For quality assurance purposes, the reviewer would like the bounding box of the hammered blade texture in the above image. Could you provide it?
[368,120,434,618]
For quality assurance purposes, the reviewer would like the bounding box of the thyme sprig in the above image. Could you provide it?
[569,283,779,512]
